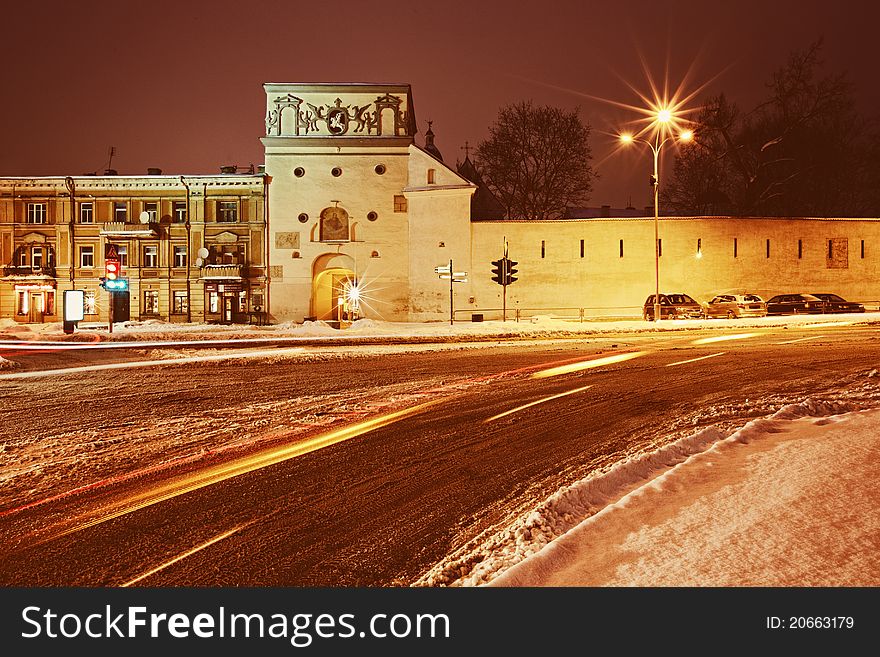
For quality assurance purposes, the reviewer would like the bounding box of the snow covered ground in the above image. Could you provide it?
[2,312,880,343]
[487,403,880,586]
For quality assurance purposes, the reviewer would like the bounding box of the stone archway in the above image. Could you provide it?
[311,253,356,321]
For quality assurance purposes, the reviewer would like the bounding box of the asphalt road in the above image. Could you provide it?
[1,323,879,586]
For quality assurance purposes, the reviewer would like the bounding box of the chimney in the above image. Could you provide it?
[147,167,162,175]
[220,165,237,174]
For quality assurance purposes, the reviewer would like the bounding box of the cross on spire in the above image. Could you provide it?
[461,141,472,159]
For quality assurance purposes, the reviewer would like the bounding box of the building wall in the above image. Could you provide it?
[0,175,266,325]
[468,216,880,319]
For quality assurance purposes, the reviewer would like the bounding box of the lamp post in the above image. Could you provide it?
[620,116,692,321]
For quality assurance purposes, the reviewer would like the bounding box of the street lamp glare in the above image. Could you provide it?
[656,108,673,123]
[679,129,694,142]
[619,133,634,144]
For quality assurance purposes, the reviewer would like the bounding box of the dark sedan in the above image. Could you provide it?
[811,293,865,313]
[765,294,827,315]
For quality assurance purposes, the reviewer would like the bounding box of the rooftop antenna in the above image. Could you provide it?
[106,146,116,173]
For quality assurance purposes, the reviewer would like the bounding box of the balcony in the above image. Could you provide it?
[3,265,57,278]
[200,264,243,280]
[100,222,159,237]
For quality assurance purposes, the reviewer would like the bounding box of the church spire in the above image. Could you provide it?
[423,120,443,162]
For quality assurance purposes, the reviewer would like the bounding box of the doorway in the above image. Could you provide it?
[28,292,43,323]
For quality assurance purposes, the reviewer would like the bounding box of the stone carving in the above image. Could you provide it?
[269,93,409,137]
[275,232,300,249]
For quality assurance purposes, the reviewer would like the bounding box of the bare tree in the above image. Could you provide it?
[668,40,880,217]
[475,101,594,220]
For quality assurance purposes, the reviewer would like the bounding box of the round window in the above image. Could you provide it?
[298,213,309,223]
[367,211,378,222]
[374,164,386,175]
[293,167,305,177]
[331,167,342,177]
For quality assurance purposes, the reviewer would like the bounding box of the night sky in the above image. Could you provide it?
[2,0,877,209]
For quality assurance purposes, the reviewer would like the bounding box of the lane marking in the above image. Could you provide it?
[25,400,441,543]
[799,321,855,329]
[531,351,647,379]
[0,348,305,379]
[691,333,760,345]
[484,385,593,423]
[121,523,252,587]
[665,352,726,367]
[777,335,827,344]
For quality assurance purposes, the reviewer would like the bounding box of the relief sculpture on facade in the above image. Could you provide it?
[269,94,408,137]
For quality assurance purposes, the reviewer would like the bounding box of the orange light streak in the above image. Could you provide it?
[484,385,593,423]
[531,351,647,379]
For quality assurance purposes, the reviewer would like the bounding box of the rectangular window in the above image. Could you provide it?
[217,201,238,223]
[393,195,407,212]
[144,201,158,223]
[620,239,624,258]
[80,245,94,268]
[173,291,189,314]
[580,239,585,258]
[766,239,771,258]
[31,247,43,269]
[828,240,833,259]
[45,291,55,315]
[114,202,127,222]
[173,245,187,268]
[734,238,738,258]
[861,240,865,259]
[117,244,128,267]
[19,250,27,266]
[143,290,159,315]
[427,169,436,185]
[27,203,46,224]
[143,244,159,268]
[658,238,662,257]
[173,201,187,223]
[79,202,93,224]
[17,291,27,315]
[798,239,803,259]
[541,240,545,259]
[696,238,702,256]
[83,291,96,315]
[208,291,220,314]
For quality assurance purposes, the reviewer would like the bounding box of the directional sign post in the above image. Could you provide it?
[436,259,468,325]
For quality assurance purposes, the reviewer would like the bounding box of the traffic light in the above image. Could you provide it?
[105,259,120,281]
[102,259,127,291]
[505,259,518,285]
[491,258,505,285]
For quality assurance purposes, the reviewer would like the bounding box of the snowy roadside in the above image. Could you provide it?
[416,381,880,587]
[489,403,880,587]
[1,312,878,344]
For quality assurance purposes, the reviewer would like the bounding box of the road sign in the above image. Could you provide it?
[434,265,451,274]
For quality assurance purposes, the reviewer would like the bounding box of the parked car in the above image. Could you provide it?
[643,293,704,320]
[765,293,827,315]
[705,294,768,319]
[810,293,865,313]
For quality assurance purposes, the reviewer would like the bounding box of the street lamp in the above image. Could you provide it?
[619,113,692,322]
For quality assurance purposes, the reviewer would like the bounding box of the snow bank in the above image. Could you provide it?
[0,356,19,370]
[416,398,857,587]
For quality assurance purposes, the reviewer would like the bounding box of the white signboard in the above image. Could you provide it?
[64,290,85,322]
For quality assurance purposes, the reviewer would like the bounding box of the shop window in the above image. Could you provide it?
[208,291,220,314]
[84,291,96,315]
[17,291,27,315]
[46,291,55,315]
[173,291,189,314]
[143,290,159,314]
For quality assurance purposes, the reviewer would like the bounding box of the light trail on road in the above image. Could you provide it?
[26,399,442,545]
[484,385,593,423]
[121,522,253,587]
[691,333,761,345]
[777,335,828,344]
[0,347,305,379]
[531,351,647,379]
[665,352,726,367]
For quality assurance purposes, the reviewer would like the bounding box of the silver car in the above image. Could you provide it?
[705,294,768,319]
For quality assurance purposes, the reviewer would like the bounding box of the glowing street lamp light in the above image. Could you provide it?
[619,109,694,322]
